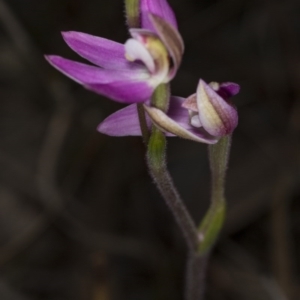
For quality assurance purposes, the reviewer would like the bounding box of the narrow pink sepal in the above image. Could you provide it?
[98,103,150,136]
[140,0,178,31]
[86,79,154,104]
[62,31,141,71]
[45,55,138,84]
[46,54,155,104]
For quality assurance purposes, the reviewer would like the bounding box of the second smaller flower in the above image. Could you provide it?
[98,79,239,144]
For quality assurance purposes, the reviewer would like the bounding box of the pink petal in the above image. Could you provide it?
[46,55,154,104]
[140,0,178,31]
[98,103,151,136]
[62,31,142,70]
[86,80,154,104]
[98,101,176,137]
[46,55,137,84]
[124,38,155,73]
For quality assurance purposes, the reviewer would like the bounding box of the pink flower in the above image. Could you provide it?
[45,0,183,104]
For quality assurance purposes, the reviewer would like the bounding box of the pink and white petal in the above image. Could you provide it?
[197,80,238,137]
[62,31,141,70]
[140,0,178,31]
[46,55,115,84]
[98,103,151,136]
[181,93,198,112]
[45,55,147,85]
[144,97,218,144]
[86,79,154,104]
[124,39,155,73]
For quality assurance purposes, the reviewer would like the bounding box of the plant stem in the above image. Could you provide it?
[147,83,199,251]
[197,136,231,255]
[124,0,140,28]
[209,135,231,206]
[150,83,170,111]
[147,126,200,251]
[185,136,231,300]
[185,252,208,300]
[137,103,150,144]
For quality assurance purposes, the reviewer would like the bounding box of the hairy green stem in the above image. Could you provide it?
[185,252,208,300]
[185,136,231,300]
[151,83,170,111]
[209,135,231,205]
[147,83,199,251]
[197,136,231,255]
[137,103,150,144]
[125,0,140,28]
[147,126,200,251]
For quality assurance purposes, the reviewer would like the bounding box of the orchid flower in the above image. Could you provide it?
[45,0,183,104]
[98,79,239,143]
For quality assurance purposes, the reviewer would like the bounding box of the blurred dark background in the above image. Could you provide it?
[0,0,299,299]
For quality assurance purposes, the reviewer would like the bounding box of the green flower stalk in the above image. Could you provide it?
[186,136,231,300]
[198,135,231,254]
[125,0,140,28]
[147,84,200,251]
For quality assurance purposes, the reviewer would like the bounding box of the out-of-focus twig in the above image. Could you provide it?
[210,239,289,300]
[0,0,61,94]
[0,279,31,300]
[264,2,300,298]
[0,0,39,62]
[260,276,289,300]
[0,214,48,266]
[0,0,72,222]
[0,149,167,266]
[270,171,294,300]
[0,0,75,211]
[35,80,74,213]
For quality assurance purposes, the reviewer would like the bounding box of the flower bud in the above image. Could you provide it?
[183,80,238,137]
[196,80,238,136]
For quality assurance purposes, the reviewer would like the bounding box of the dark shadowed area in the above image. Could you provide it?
[0,0,299,299]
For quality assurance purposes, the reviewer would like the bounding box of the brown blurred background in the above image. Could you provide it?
[0,0,299,299]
